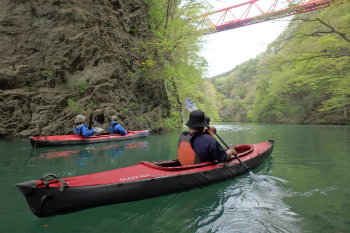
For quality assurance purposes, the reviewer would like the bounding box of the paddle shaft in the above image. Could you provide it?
[214,132,250,170]
[215,131,261,181]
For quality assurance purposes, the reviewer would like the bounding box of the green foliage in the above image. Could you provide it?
[67,98,83,114]
[22,86,39,92]
[153,98,183,132]
[130,102,140,109]
[41,58,70,79]
[75,81,88,94]
[41,67,54,79]
[209,58,260,122]
[121,108,129,113]
[212,2,350,124]
[131,47,141,53]
[136,116,145,123]
[86,102,98,109]
[142,0,218,127]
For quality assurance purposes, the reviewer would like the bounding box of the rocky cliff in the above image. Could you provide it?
[0,0,179,138]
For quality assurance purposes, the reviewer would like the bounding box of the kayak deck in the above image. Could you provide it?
[34,141,270,188]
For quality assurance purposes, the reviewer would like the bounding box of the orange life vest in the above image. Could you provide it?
[177,132,203,166]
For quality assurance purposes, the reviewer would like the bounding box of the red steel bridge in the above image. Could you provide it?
[193,0,335,34]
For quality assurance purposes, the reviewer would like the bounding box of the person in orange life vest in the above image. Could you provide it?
[177,110,236,166]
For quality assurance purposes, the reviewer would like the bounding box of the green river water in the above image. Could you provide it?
[0,123,349,233]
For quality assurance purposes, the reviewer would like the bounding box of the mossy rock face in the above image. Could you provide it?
[0,0,179,138]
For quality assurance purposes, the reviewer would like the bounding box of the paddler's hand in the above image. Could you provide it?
[225,148,237,161]
[204,126,216,134]
[226,148,237,156]
[208,126,216,133]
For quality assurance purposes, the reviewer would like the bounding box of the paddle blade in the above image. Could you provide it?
[249,171,262,182]
[136,131,150,137]
[93,121,101,127]
[184,98,198,112]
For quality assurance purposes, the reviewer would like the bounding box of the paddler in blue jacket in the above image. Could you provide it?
[108,115,128,135]
[72,115,95,137]
[178,110,236,166]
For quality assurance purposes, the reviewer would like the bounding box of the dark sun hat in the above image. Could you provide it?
[185,110,207,128]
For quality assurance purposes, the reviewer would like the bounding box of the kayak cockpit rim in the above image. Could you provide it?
[139,143,257,170]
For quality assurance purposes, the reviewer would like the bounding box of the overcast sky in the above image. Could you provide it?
[200,0,291,77]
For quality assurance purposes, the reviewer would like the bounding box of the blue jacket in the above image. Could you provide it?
[108,121,127,135]
[73,123,94,137]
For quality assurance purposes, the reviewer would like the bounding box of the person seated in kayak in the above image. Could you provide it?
[178,110,237,166]
[72,115,95,137]
[108,115,128,135]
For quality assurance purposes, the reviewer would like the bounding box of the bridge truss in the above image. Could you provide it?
[194,0,335,34]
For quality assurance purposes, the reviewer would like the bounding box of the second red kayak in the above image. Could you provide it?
[28,130,149,147]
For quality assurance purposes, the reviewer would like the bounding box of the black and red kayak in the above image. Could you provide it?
[28,130,149,148]
[16,140,274,218]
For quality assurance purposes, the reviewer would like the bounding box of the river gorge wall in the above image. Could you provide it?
[0,0,179,138]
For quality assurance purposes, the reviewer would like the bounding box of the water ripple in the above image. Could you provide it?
[196,176,303,233]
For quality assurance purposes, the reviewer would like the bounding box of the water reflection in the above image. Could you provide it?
[29,141,149,165]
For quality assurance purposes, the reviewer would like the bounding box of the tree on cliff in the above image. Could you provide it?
[143,0,220,121]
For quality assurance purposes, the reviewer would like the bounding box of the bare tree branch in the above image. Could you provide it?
[316,18,350,43]
[288,17,350,43]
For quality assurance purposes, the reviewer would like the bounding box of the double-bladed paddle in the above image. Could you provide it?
[183,98,261,182]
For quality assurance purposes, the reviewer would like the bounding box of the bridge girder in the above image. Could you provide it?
[193,0,335,34]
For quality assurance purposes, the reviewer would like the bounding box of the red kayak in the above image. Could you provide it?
[16,140,274,218]
[28,130,149,147]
